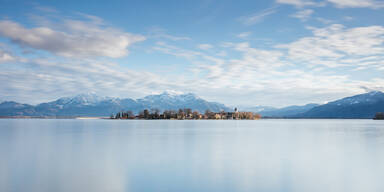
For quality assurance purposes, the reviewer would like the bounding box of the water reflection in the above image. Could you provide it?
[0,119,383,192]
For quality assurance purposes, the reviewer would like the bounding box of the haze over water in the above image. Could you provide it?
[1,119,384,192]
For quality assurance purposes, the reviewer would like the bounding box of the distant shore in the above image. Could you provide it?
[0,116,379,120]
[0,116,106,119]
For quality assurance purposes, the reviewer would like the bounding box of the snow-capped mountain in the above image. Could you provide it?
[33,93,135,116]
[235,91,384,118]
[328,91,384,106]
[298,91,384,118]
[53,93,110,106]
[0,92,231,117]
[257,104,320,117]
[2,91,383,118]
[138,91,230,112]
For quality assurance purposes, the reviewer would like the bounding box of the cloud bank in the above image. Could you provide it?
[276,0,384,9]
[1,6,384,107]
[0,18,145,58]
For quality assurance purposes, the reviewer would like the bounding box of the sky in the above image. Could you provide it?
[0,0,384,107]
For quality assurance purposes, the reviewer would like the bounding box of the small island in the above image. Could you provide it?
[111,108,261,120]
[373,112,384,120]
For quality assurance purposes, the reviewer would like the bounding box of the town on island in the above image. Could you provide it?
[110,108,261,120]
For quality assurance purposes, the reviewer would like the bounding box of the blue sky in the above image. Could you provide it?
[1,0,384,107]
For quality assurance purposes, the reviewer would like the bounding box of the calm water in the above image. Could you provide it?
[0,119,384,192]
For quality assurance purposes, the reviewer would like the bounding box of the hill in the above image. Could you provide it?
[298,91,384,118]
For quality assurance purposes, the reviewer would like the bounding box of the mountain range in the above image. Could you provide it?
[0,91,383,118]
[243,91,384,119]
[0,91,231,117]
[245,103,320,117]
[296,91,384,118]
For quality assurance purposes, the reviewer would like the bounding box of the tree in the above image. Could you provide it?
[127,111,134,119]
[138,111,144,119]
[143,109,149,119]
[151,108,160,119]
[204,109,211,119]
[374,112,384,120]
[121,111,127,119]
[192,111,200,119]
[169,110,177,119]
[115,112,121,119]
[178,109,185,119]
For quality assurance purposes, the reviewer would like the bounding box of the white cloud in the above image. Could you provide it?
[159,34,191,41]
[34,6,58,13]
[276,0,324,7]
[276,24,384,68]
[153,41,202,59]
[290,9,314,21]
[0,57,178,104]
[229,42,285,69]
[2,12,384,107]
[343,16,354,21]
[327,0,384,9]
[0,50,14,63]
[277,0,384,9]
[240,7,276,25]
[149,31,384,106]
[148,27,191,41]
[0,18,145,58]
[197,44,213,50]
[316,17,334,24]
[216,50,227,57]
[237,32,252,39]
[4,32,384,107]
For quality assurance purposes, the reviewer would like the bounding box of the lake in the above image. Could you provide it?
[0,119,383,192]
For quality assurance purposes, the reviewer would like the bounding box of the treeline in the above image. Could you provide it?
[374,112,384,120]
[111,108,261,120]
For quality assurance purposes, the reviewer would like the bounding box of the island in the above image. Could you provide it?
[110,108,261,120]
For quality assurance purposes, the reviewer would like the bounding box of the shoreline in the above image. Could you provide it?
[0,116,378,120]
